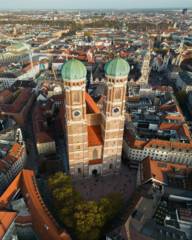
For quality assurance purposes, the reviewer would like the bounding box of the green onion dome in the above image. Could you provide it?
[105,57,130,77]
[61,59,87,81]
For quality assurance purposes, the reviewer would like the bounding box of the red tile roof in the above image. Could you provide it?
[0,172,21,207]
[0,170,71,240]
[141,157,192,185]
[0,144,25,172]
[0,89,12,104]
[36,132,54,144]
[0,211,17,239]
[22,170,70,240]
[9,143,24,159]
[88,125,103,147]
[159,123,191,141]
[33,104,54,144]
[89,159,102,165]
[144,139,192,150]
[125,127,192,150]
[85,92,100,114]
[16,215,32,224]
[164,113,184,122]
[124,130,146,149]
[0,88,33,113]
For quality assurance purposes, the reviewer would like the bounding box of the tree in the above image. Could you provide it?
[52,186,73,203]
[60,207,74,228]
[48,172,71,190]
[99,197,111,221]
[74,201,105,240]
[48,172,79,229]
[48,173,124,240]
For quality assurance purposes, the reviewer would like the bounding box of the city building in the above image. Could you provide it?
[0,114,26,194]
[0,8,192,240]
[123,185,192,240]
[137,39,153,86]
[0,87,36,126]
[0,142,26,194]
[0,170,71,240]
[138,157,192,190]
[33,101,56,156]
[152,53,170,72]
[0,211,18,240]
[176,70,192,92]
[124,87,192,168]
[61,57,130,176]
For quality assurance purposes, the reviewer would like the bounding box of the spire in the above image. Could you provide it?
[90,70,93,85]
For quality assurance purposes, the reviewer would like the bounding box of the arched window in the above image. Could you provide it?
[93,149,98,159]
[72,92,80,104]
[109,164,113,169]
[78,168,82,175]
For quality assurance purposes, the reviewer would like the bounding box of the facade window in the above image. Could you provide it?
[93,149,98,159]
[72,92,80,104]
[115,88,122,99]
[75,145,81,151]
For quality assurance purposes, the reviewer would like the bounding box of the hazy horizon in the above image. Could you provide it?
[0,0,191,10]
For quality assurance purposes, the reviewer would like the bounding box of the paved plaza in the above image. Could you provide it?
[73,165,137,202]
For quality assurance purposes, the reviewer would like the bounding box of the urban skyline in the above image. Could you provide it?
[0,5,192,240]
[0,0,191,9]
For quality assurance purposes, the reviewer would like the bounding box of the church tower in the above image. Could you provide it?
[102,58,130,174]
[175,38,185,66]
[138,39,153,85]
[62,59,89,176]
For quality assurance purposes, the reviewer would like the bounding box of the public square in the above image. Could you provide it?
[73,165,137,202]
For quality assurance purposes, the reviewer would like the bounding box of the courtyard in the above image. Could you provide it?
[73,165,137,202]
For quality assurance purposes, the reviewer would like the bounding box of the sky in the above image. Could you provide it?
[0,0,191,10]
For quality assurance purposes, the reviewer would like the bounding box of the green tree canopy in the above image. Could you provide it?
[48,172,124,240]
[74,201,105,240]
[48,172,71,190]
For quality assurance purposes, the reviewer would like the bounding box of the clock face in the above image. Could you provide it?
[73,110,81,118]
[112,107,120,115]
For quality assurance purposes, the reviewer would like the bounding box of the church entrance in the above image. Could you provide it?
[89,164,102,176]
[92,169,98,177]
